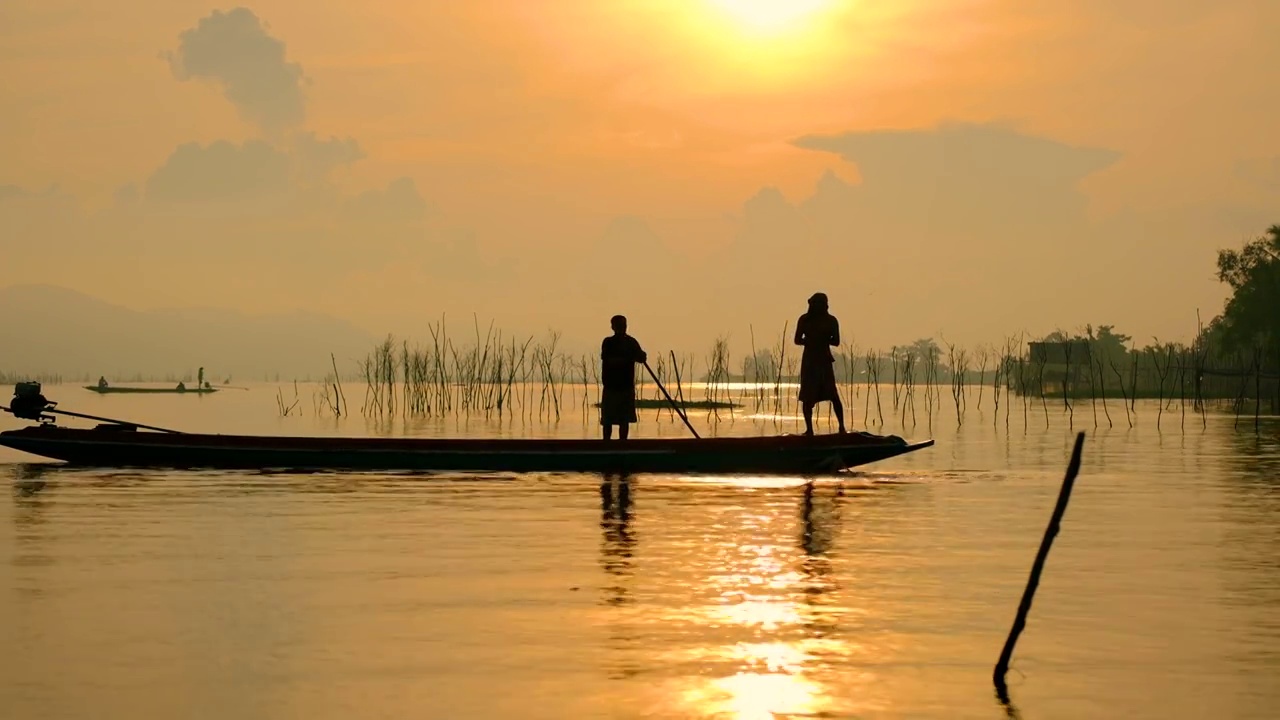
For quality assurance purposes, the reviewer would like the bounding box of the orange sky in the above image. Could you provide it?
[2,0,1278,354]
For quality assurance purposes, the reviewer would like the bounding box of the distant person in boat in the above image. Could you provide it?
[97,376,108,389]
[176,381,186,392]
[794,292,847,436]
[600,315,648,440]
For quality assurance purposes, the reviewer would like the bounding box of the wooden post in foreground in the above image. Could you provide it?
[993,431,1086,699]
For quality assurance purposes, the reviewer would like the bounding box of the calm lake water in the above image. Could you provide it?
[2,382,1278,719]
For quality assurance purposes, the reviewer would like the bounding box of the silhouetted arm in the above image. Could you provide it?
[830,318,840,347]
[794,316,806,346]
[601,338,609,361]
[633,338,647,364]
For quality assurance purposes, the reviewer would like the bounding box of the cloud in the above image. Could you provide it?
[292,132,365,183]
[794,121,1119,193]
[164,7,307,136]
[36,9,432,282]
[345,177,429,225]
[599,215,660,248]
[145,139,292,204]
[701,122,1266,349]
[741,187,805,241]
[546,215,690,326]
[792,121,1121,239]
[141,133,365,205]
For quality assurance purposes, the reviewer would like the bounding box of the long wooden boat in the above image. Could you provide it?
[85,386,218,395]
[0,424,933,474]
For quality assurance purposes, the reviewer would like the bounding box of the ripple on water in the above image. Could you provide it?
[2,396,1280,718]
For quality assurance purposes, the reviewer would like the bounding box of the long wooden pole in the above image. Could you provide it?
[2,405,183,434]
[643,362,700,439]
[993,431,1085,699]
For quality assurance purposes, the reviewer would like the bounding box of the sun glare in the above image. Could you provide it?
[670,0,852,86]
[706,0,835,36]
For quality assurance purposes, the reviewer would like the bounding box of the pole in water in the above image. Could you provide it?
[993,431,1085,701]
[643,361,700,439]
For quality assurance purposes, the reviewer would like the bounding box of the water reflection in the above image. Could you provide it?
[599,473,641,681]
[12,462,54,480]
[1219,421,1280,571]
[1215,419,1280,698]
[680,480,850,719]
[12,464,53,527]
[799,482,840,642]
[599,473,635,607]
[1223,417,1280,484]
[995,689,1025,720]
[11,466,55,604]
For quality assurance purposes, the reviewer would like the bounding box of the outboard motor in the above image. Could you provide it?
[10,381,56,422]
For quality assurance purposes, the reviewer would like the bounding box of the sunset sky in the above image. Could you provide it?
[2,0,1277,355]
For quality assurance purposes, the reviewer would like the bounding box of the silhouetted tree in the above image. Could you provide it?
[1215,224,1280,366]
[1086,324,1131,367]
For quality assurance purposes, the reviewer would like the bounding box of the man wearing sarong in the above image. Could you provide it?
[794,292,847,436]
[600,315,647,440]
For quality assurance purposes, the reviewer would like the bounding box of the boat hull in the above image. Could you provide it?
[85,387,218,394]
[0,426,933,475]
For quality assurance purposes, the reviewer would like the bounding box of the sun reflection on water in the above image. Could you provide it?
[667,480,855,718]
[590,474,893,717]
[684,669,826,720]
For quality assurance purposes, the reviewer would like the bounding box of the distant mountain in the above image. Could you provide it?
[0,284,377,380]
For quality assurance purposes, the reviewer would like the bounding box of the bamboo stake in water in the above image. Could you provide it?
[993,431,1086,700]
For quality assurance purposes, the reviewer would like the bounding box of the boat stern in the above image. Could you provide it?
[0,427,52,461]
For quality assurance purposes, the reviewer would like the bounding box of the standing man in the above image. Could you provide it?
[794,292,847,436]
[601,315,648,440]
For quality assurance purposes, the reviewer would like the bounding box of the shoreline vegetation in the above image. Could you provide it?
[6,226,1278,430]
[324,318,1277,431]
[8,321,1276,433]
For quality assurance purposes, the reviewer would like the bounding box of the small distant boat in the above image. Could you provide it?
[85,385,218,395]
[0,425,932,474]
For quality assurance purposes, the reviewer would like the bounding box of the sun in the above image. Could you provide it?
[705,0,836,36]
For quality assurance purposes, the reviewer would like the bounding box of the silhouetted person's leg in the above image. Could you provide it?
[802,402,815,435]
[832,397,847,432]
[604,423,614,440]
[619,423,630,440]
